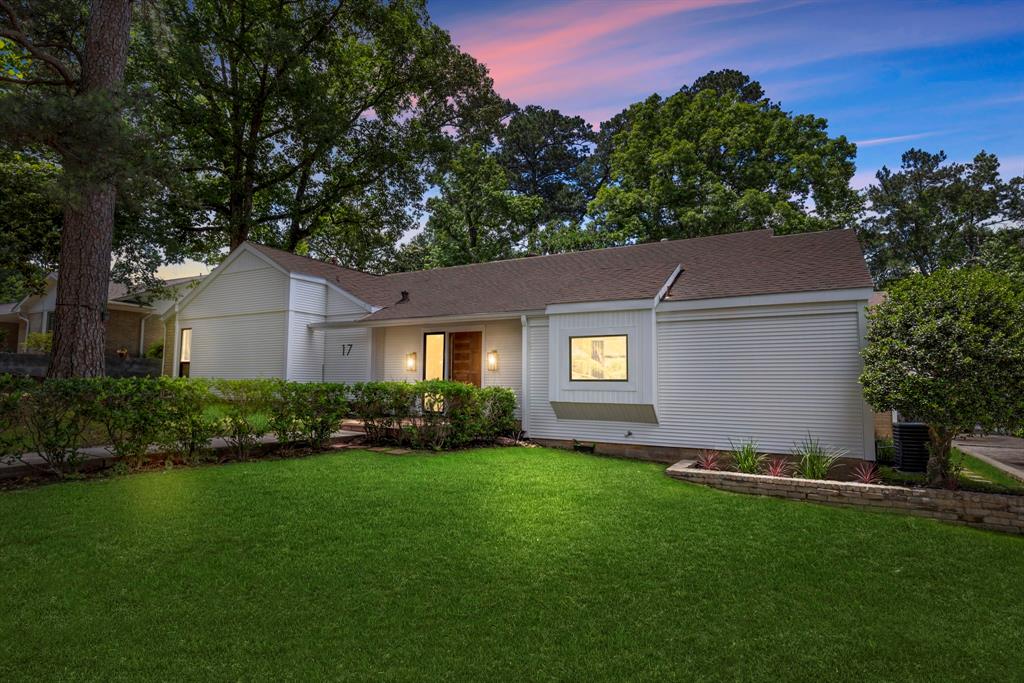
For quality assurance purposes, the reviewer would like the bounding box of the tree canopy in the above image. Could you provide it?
[0,148,62,300]
[860,268,1024,486]
[584,78,860,246]
[131,0,505,271]
[859,149,1023,285]
[397,144,542,270]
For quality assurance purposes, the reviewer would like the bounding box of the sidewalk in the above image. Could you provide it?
[2,429,364,479]
[954,435,1024,483]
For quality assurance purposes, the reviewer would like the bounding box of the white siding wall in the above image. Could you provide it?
[177,250,289,379]
[286,279,327,382]
[186,313,287,378]
[324,328,372,383]
[527,302,871,458]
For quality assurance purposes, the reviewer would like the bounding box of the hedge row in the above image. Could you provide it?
[0,377,517,477]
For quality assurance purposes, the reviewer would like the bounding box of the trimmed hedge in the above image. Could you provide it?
[0,376,517,476]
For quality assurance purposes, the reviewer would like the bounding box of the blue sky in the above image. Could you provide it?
[430,0,1024,187]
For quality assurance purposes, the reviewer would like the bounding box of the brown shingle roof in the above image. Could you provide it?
[247,229,873,321]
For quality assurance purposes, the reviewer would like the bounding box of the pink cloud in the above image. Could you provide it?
[448,0,750,107]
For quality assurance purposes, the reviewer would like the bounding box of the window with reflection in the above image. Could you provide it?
[570,335,627,381]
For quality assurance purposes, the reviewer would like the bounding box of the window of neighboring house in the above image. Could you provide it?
[179,328,192,377]
[570,335,628,381]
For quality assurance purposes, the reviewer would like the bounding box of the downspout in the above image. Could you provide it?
[520,314,529,437]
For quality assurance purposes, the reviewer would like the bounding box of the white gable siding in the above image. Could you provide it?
[177,249,289,379]
[527,302,871,458]
[327,287,369,319]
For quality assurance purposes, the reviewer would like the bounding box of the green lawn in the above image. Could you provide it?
[1,448,1022,681]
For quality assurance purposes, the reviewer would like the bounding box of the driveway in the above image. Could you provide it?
[954,435,1024,482]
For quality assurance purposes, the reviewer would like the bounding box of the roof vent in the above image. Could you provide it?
[398,290,409,304]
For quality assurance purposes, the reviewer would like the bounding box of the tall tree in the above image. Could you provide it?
[0,148,62,301]
[496,105,594,227]
[397,144,542,270]
[132,0,504,270]
[587,74,859,245]
[859,149,1023,285]
[1,0,134,377]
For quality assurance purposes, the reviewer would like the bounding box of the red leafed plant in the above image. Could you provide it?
[764,457,790,477]
[696,449,721,470]
[852,462,881,485]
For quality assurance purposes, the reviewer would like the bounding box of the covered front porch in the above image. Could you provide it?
[312,315,525,411]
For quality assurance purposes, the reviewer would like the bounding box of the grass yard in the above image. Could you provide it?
[1,447,1022,681]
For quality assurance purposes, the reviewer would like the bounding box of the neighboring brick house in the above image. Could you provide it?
[0,274,200,366]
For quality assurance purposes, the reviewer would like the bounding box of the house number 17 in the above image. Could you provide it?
[340,343,354,357]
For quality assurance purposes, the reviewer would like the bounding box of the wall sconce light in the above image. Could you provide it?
[405,352,417,372]
[486,350,499,372]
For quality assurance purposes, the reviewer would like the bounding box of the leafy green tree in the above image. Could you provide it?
[1,0,135,377]
[0,148,62,300]
[496,105,594,226]
[131,0,504,269]
[979,228,1024,281]
[859,150,1022,285]
[399,144,542,269]
[588,78,859,244]
[861,268,1024,486]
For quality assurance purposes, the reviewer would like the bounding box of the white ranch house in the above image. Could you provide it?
[163,229,878,459]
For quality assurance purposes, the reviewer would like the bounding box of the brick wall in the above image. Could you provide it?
[0,322,18,352]
[105,309,146,356]
[666,464,1024,535]
[874,411,893,439]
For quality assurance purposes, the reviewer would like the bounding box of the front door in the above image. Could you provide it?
[449,331,482,387]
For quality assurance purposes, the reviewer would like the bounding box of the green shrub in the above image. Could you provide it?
[349,381,415,444]
[793,433,843,479]
[93,377,168,469]
[730,439,765,474]
[0,375,32,459]
[211,379,276,458]
[24,331,52,354]
[478,386,518,441]
[155,378,222,464]
[349,381,517,450]
[267,381,348,451]
[7,378,97,477]
[406,380,481,450]
[875,438,895,465]
[145,340,164,359]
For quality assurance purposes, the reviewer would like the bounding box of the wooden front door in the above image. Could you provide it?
[449,331,482,387]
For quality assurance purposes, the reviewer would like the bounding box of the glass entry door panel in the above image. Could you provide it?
[423,333,445,380]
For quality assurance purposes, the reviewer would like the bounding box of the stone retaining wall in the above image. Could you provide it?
[666,462,1024,535]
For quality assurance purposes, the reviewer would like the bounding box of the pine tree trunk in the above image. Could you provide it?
[46,0,133,378]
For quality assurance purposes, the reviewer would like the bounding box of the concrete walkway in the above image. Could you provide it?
[954,435,1024,483]
[1,429,364,478]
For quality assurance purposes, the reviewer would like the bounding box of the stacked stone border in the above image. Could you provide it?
[666,461,1024,535]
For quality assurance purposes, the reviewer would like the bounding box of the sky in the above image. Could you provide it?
[158,0,1024,278]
